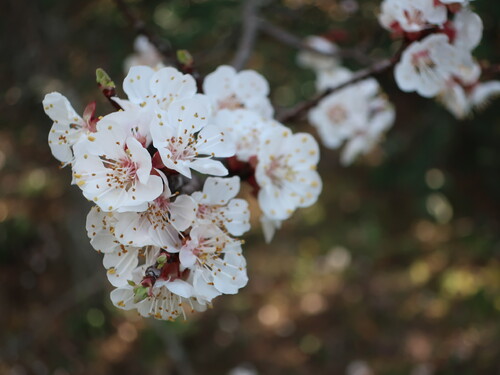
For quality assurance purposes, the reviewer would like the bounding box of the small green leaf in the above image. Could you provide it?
[156,254,168,267]
[96,68,116,88]
[133,285,149,303]
[177,50,193,67]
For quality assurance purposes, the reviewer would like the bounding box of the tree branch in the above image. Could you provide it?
[480,61,500,77]
[258,18,374,65]
[232,0,262,71]
[277,58,395,123]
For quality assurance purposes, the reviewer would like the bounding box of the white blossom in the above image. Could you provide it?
[97,104,154,147]
[310,70,395,165]
[117,65,199,112]
[110,249,207,321]
[150,97,235,178]
[86,206,121,254]
[43,92,96,164]
[297,36,340,72]
[86,206,141,287]
[203,65,274,118]
[192,176,251,236]
[340,99,395,166]
[124,36,164,73]
[379,0,447,34]
[394,34,479,98]
[255,125,322,221]
[438,80,500,119]
[102,247,140,287]
[309,76,380,149]
[72,115,163,212]
[112,177,196,249]
[179,224,248,296]
[452,8,483,52]
[212,109,267,162]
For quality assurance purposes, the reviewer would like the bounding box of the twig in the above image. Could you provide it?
[232,0,262,71]
[277,58,395,123]
[278,38,409,124]
[113,0,175,65]
[258,18,374,65]
[480,61,500,77]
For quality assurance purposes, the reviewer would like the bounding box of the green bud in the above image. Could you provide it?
[177,50,193,67]
[96,68,116,88]
[133,285,149,303]
[127,280,136,287]
[156,254,168,268]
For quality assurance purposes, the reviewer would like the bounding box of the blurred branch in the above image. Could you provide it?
[277,58,395,123]
[232,0,262,71]
[258,18,374,65]
[113,0,175,65]
[278,39,409,123]
[480,61,500,77]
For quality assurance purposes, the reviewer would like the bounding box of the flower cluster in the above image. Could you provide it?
[43,64,323,318]
[203,65,322,242]
[310,68,395,166]
[298,39,395,166]
[380,0,500,118]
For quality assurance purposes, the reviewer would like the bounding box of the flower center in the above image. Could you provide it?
[218,94,244,111]
[327,104,348,124]
[147,196,172,229]
[102,156,138,191]
[403,9,424,27]
[265,155,296,188]
[411,50,436,73]
[166,135,197,163]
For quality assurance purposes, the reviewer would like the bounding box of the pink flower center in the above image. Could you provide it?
[218,94,244,111]
[403,9,425,27]
[147,196,172,229]
[166,135,197,163]
[102,156,139,191]
[327,104,348,124]
[411,50,436,72]
[265,155,295,187]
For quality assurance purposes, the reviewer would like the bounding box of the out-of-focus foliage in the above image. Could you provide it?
[1,0,499,374]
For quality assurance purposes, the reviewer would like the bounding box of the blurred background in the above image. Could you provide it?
[1,0,500,374]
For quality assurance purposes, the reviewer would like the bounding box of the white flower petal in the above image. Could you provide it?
[123,66,155,104]
[104,249,139,287]
[189,158,228,176]
[164,279,194,299]
[169,195,197,231]
[203,65,237,100]
[150,67,197,108]
[202,176,240,205]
